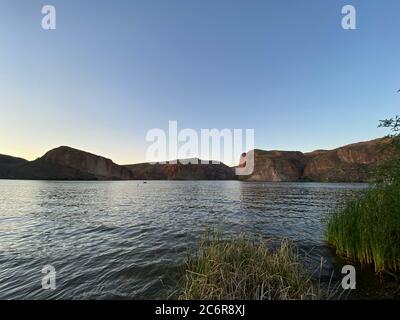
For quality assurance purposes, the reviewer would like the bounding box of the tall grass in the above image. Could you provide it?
[325,181,400,273]
[178,232,324,300]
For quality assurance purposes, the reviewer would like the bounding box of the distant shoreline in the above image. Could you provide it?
[0,137,394,183]
[0,179,370,184]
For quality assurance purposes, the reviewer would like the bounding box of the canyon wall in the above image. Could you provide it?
[240,138,396,182]
[0,138,396,181]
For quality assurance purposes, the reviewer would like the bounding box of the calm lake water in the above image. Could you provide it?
[0,180,370,299]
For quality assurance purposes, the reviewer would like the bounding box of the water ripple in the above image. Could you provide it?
[0,180,367,299]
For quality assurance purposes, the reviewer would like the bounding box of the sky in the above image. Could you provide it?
[1,0,399,165]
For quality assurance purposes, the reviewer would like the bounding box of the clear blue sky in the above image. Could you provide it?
[1,0,399,164]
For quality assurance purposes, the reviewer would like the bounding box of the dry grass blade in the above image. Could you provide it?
[178,232,329,300]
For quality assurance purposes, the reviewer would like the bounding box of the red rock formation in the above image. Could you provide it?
[124,159,236,180]
[0,138,396,181]
[239,150,305,181]
[302,138,396,182]
[240,138,396,182]
[42,146,134,180]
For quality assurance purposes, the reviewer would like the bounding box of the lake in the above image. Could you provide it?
[0,180,369,299]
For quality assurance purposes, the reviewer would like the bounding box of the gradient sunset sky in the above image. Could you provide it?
[1,0,399,165]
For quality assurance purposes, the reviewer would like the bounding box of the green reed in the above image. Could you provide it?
[325,181,400,273]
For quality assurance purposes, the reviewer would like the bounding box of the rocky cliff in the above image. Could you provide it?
[238,150,306,182]
[0,148,234,180]
[0,146,134,180]
[0,138,397,181]
[41,146,135,180]
[124,159,236,180]
[0,154,29,178]
[302,138,396,182]
[240,138,396,182]
[8,158,100,180]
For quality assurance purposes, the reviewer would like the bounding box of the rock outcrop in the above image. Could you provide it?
[0,148,234,180]
[240,138,397,182]
[0,146,134,180]
[0,154,29,178]
[0,138,397,181]
[8,158,100,180]
[302,138,396,182]
[238,150,306,182]
[41,146,135,180]
[124,159,236,180]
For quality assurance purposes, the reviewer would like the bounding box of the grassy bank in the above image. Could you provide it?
[325,181,400,273]
[178,232,323,300]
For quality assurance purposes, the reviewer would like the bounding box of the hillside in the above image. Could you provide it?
[240,138,396,182]
[0,138,397,181]
[124,159,236,180]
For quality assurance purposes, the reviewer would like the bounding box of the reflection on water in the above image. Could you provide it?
[0,180,367,299]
